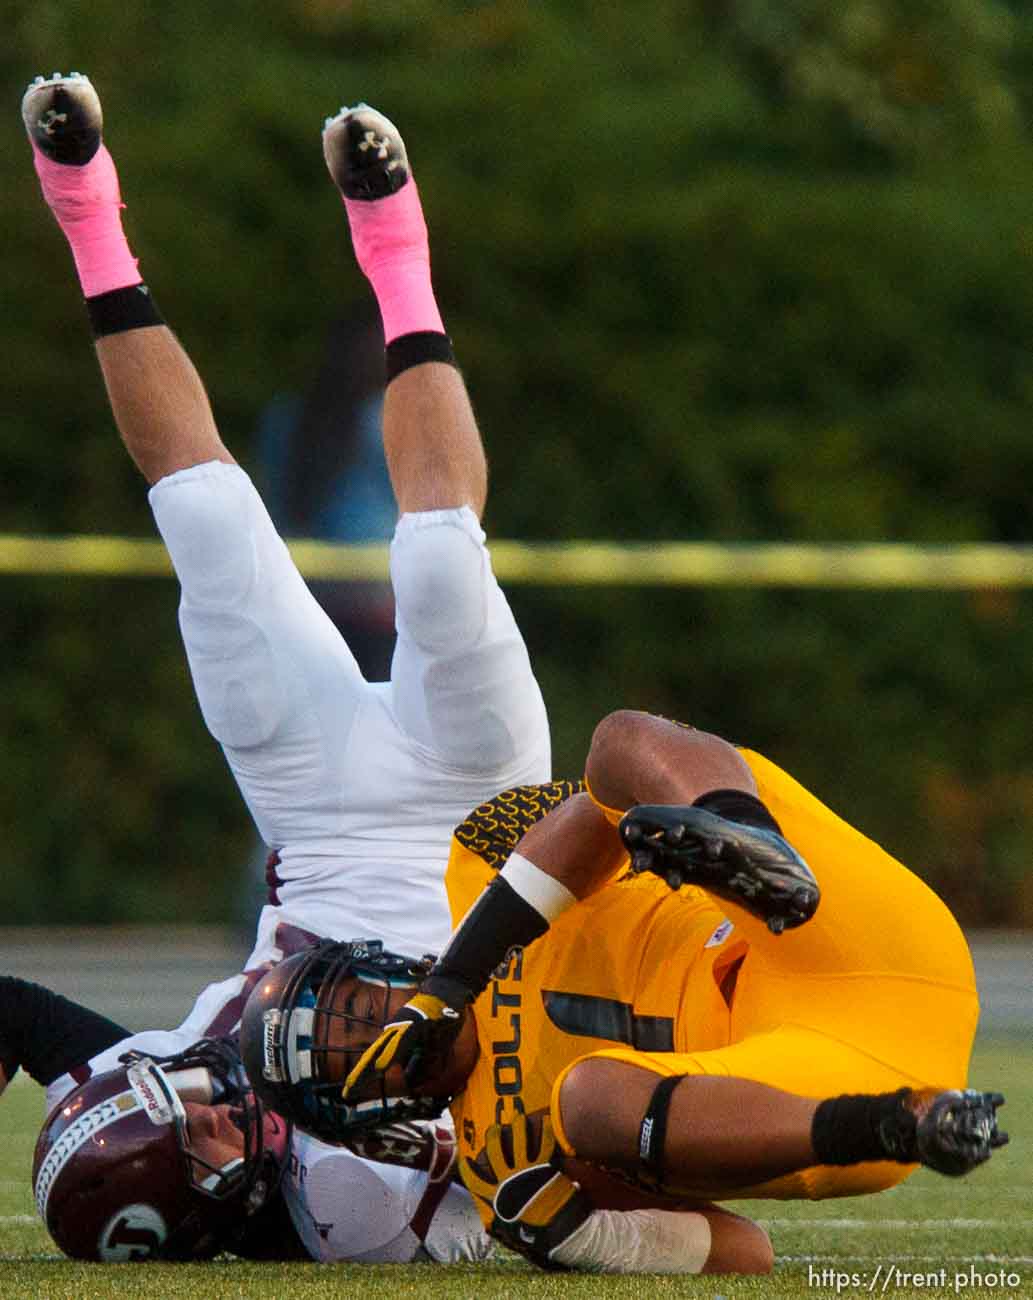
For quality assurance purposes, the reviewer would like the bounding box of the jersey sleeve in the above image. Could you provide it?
[453,780,586,871]
[282,1139,424,1263]
[283,1132,490,1265]
[0,977,128,1088]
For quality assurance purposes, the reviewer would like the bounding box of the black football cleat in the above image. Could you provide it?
[322,103,410,201]
[21,72,102,165]
[883,1088,1009,1177]
[619,803,820,934]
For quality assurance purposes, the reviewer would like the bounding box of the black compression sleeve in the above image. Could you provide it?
[428,877,550,1004]
[0,976,129,1086]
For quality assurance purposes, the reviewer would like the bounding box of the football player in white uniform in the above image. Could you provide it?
[21,69,549,981]
[15,72,548,1261]
[2,974,489,1262]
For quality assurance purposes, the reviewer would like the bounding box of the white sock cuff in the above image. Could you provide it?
[499,853,576,922]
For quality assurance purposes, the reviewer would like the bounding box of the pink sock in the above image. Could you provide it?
[32,143,141,298]
[343,179,444,344]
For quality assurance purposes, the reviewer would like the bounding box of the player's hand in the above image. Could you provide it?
[341,987,466,1099]
[461,1111,592,1270]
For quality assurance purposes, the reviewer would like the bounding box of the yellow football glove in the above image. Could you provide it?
[342,989,465,1100]
[461,1112,592,1270]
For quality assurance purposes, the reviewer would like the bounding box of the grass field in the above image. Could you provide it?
[1,1034,1027,1300]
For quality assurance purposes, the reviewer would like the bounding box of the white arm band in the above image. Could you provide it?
[549,1208,711,1274]
[499,853,577,922]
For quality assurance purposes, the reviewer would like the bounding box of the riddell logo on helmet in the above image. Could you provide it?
[126,1060,177,1127]
[262,1010,285,1081]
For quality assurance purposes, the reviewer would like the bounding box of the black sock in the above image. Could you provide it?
[811,1089,915,1165]
[692,788,783,834]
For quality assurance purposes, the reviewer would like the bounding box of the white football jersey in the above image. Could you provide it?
[284,1126,489,1264]
[42,461,541,1265]
[46,1028,490,1265]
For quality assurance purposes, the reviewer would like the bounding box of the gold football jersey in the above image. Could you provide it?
[446,782,746,1161]
[445,759,977,1205]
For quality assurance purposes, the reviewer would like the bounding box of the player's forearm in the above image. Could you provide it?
[508,792,626,899]
[428,795,622,1004]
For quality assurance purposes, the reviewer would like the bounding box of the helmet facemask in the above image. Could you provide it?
[242,939,448,1143]
[127,1051,263,1214]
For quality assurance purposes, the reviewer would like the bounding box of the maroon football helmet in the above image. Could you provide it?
[32,1039,290,1261]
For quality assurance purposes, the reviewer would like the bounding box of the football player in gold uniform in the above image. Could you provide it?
[242,711,1007,1273]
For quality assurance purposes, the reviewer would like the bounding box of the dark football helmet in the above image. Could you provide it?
[240,939,447,1144]
[32,1038,291,1261]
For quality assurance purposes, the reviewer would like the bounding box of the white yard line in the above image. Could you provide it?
[779,1254,1033,1264]
[762,1218,1033,1229]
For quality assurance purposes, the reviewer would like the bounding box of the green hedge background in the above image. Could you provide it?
[3,1,1032,925]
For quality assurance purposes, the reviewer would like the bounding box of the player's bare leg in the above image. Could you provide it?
[93,329,233,483]
[584,710,819,932]
[558,1060,818,1196]
[558,1056,1007,1197]
[22,74,232,484]
[322,104,486,516]
[381,364,486,516]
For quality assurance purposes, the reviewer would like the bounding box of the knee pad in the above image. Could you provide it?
[390,508,488,654]
[180,607,285,749]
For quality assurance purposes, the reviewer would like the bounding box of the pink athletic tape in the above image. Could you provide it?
[32,143,141,298]
[344,179,444,344]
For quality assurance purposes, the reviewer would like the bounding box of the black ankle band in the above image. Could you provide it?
[86,284,164,338]
[811,1089,914,1166]
[692,789,783,835]
[638,1074,684,1184]
[385,331,455,382]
